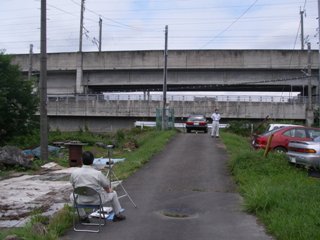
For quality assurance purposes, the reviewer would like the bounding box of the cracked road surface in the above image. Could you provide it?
[61,133,273,240]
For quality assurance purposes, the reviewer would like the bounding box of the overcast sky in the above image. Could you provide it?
[0,0,319,54]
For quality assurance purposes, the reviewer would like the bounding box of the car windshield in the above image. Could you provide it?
[188,116,205,121]
[262,127,284,136]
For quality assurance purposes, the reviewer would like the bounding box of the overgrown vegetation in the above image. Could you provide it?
[0,128,176,240]
[221,131,320,240]
[0,53,39,146]
[225,119,304,137]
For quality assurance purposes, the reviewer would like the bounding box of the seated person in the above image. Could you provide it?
[70,151,126,222]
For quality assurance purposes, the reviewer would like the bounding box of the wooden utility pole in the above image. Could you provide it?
[40,0,48,160]
[162,25,168,130]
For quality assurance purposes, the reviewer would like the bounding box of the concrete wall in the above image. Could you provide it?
[48,116,137,132]
[46,98,307,132]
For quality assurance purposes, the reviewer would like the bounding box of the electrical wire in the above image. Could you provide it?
[199,0,259,49]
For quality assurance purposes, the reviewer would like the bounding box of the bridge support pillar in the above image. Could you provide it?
[76,53,84,94]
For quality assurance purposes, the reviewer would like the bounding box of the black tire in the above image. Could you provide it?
[274,146,286,153]
[186,129,191,133]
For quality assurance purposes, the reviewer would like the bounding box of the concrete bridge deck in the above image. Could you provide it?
[11,49,319,95]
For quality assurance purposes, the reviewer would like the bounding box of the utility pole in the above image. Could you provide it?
[308,42,312,110]
[99,17,102,52]
[79,0,84,53]
[300,8,305,50]
[28,44,33,81]
[305,42,315,126]
[318,0,320,108]
[76,0,85,94]
[40,0,48,160]
[162,25,168,130]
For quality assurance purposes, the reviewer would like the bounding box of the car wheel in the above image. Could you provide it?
[274,146,286,153]
[186,129,191,133]
[204,129,208,133]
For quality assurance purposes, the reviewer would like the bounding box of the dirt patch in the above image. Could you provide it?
[0,167,76,228]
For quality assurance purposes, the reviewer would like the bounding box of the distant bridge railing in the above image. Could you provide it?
[46,94,308,120]
[48,93,307,103]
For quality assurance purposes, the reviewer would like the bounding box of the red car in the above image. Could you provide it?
[185,115,208,133]
[252,126,320,152]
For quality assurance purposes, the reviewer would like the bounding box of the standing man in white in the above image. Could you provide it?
[211,109,221,138]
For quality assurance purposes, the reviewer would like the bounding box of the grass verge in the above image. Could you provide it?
[221,131,320,240]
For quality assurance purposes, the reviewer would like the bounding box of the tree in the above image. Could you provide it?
[0,53,39,145]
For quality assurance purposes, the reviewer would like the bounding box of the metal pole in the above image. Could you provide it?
[162,25,168,130]
[79,0,84,52]
[99,17,102,52]
[28,44,33,81]
[318,0,320,107]
[40,0,48,160]
[307,42,312,110]
[300,9,304,50]
[76,0,85,94]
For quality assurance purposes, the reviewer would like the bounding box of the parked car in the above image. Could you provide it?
[252,126,320,152]
[185,115,208,133]
[287,136,320,169]
[265,123,303,132]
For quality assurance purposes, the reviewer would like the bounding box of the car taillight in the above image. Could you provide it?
[186,122,193,126]
[288,147,317,153]
[199,122,206,126]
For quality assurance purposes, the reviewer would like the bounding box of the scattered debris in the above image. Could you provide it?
[41,162,64,171]
[123,141,138,152]
[4,235,24,240]
[22,145,60,159]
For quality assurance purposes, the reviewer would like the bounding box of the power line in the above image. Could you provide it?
[199,0,259,49]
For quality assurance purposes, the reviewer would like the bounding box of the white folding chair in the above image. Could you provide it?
[72,186,107,233]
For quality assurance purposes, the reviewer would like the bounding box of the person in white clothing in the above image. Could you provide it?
[211,109,221,138]
[70,151,126,222]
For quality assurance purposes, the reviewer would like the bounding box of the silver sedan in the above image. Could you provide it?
[287,136,320,169]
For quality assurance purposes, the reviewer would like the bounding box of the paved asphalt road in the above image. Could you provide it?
[61,133,273,240]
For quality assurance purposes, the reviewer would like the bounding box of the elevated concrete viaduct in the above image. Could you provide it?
[10,50,320,130]
[11,50,319,95]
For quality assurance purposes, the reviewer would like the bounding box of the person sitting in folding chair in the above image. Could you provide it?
[70,151,126,222]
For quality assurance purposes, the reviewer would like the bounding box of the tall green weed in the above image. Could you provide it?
[222,132,320,240]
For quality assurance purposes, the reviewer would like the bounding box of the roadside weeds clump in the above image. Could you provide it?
[222,131,320,240]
